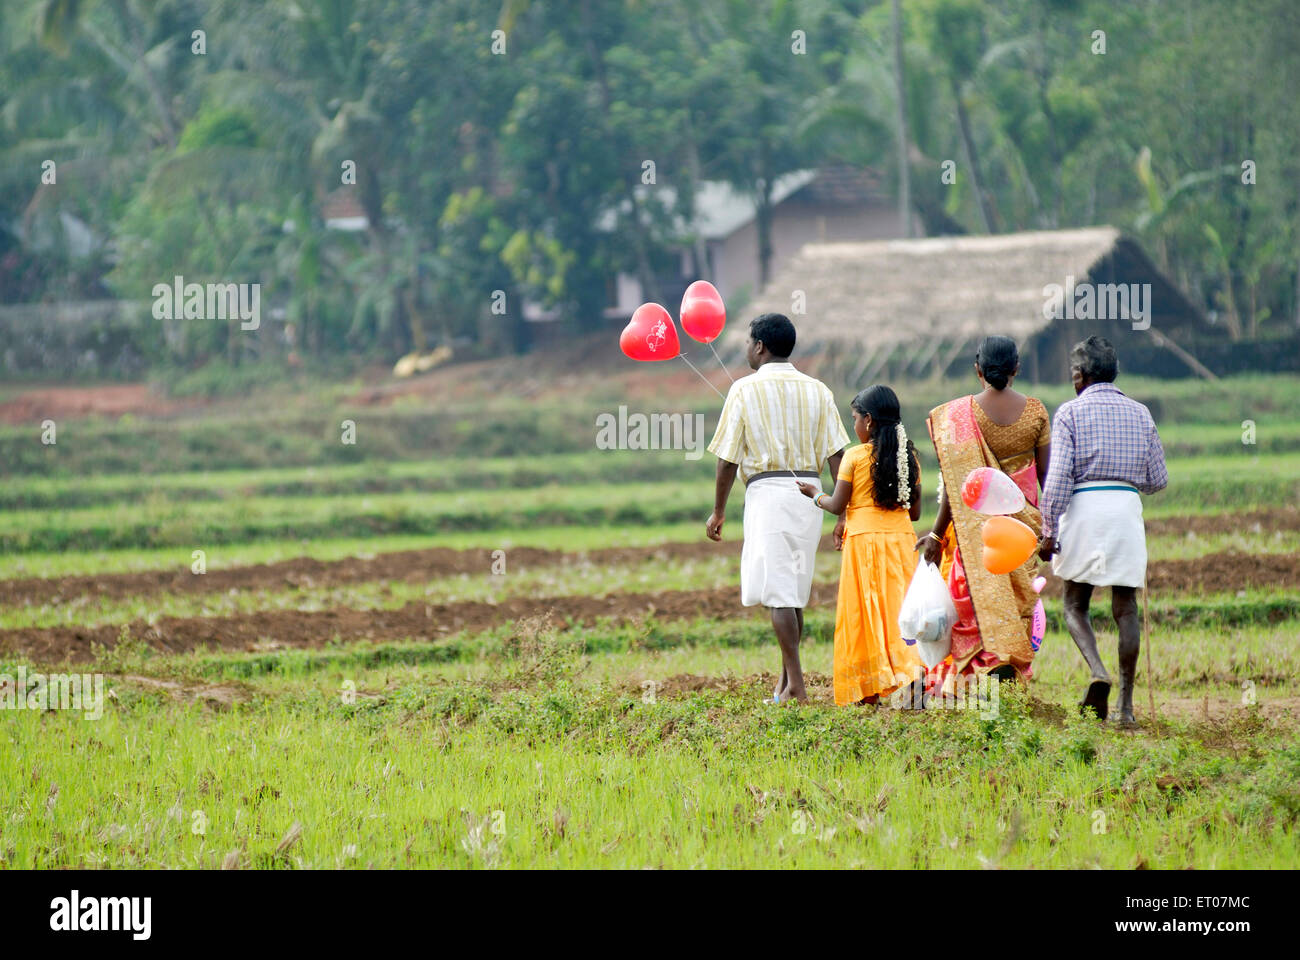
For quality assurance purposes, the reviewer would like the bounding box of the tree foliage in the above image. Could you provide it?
[1,0,1297,371]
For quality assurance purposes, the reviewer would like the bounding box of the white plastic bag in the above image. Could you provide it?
[898,558,956,668]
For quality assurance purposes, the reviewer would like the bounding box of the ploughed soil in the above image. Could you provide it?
[5,508,1300,608]
[5,540,1300,666]
[0,542,744,607]
[0,586,809,664]
[2,507,1297,665]
[346,333,739,409]
[0,384,205,425]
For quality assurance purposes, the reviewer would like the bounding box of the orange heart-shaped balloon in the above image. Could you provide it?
[680,280,726,344]
[619,303,680,361]
[981,515,1037,574]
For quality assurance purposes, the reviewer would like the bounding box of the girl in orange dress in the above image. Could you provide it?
[797,385,924,705]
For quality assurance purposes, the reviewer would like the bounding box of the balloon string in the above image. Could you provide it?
[707,341,735,383]
[677,354,727,400]
[681,350,798,482]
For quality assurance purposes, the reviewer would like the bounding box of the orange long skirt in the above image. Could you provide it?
[833,530,925,705]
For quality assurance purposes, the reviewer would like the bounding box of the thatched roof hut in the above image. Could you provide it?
[725,227,1215,382]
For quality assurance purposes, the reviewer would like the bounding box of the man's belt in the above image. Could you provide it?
[1072,482,1139,494]
[746,470,819,485]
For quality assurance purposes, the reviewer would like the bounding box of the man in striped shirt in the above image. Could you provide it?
[706,314,850,703]
[1038,336,1168,727]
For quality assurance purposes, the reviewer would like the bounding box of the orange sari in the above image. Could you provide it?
[927,397,1043,691]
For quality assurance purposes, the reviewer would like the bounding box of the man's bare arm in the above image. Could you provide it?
[706,459,740,541]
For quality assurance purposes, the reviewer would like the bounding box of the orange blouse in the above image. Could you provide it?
[837,443,918,537]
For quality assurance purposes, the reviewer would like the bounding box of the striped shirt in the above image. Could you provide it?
[707,361,850,484]
[1040,382,1169,537]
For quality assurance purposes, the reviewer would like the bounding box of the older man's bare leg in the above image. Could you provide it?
[1064,580,1111,720]
[771,607,807,702]
[1112,586,1141,727]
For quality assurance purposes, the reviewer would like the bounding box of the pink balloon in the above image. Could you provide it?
[1030,598,1046,651]
[619,303,680,361]
[961,466,1026,515]
[679,280,726,344]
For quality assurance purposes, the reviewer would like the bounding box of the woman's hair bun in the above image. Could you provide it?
[976,336,1019,390]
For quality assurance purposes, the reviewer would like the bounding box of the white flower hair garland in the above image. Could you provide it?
[895,423,911,508]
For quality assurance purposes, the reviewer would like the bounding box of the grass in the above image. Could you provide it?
[11,607,1292,706]
[2,419,1291,513]
[1,371,1297,869]
[2,546,1297,633]
[0,480,723,553]
[2,451,1297,554]
[3,651,1296,869]
[5,372,1299,478]
[0,508,1293,585]
[0,450,716,512]
[0,523,709,580]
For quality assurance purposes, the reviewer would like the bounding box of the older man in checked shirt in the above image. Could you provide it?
[1038,336,1169,727]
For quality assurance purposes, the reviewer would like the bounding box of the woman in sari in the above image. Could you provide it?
[917,336,1051,693]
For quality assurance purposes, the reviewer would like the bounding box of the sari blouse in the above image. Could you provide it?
[971,396,1051,480]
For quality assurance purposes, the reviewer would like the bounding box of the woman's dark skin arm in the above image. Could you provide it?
[1035,442,1051,488]
[916,490,950,566]
[795,447,846,516]
[823,449,845,547]
[799,467,921,520]
[796,478,851,515]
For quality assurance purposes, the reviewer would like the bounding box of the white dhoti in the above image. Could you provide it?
[740,476,823,608]
[1052,481,1147,587]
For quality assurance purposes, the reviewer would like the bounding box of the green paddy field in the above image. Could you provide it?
[1,371,1297,868]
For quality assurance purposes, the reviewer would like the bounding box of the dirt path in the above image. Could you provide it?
[0,384,205,425]
[5,513,1300,607]
[0,541,746,606]
[628,672,1299,724]
[4,554,1298,666]
[0,585,790,663]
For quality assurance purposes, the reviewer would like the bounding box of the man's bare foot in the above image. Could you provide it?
[1080,678,1111,721]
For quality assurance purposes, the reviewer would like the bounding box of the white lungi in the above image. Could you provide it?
[1052,481,1147,587]
[740,476,823,607]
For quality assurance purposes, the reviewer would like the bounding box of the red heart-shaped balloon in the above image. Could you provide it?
[619,303,680,361]
[680,280,726,344]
